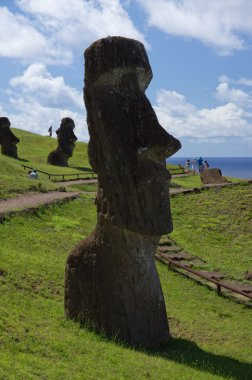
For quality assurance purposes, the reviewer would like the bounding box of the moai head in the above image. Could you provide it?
[47,117,77,166]
[84,37,181,235]
[56,117,77,157]
[0,117,20,158]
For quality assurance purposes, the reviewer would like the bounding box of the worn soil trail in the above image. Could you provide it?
[57,178,98,186]
[0,178,244,219]
[0,191,80,217]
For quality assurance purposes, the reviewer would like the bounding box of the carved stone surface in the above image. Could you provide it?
[65,37,181,348]
[0,117,19,158]
[47,117,77,166]
[201,168,227,184]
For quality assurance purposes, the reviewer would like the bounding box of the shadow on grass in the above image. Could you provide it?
[77,318,251,380]
[17,157,29,163]
[144,337,252,380]
[71,166,93,172]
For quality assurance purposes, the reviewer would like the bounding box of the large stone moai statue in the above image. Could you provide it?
[0,117,20,158]
[65,37,181,348]
[47,117,77,166]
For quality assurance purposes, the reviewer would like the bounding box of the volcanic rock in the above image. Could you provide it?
[47,117,77,166]
[0,117,19,158]
[64,36,181,348]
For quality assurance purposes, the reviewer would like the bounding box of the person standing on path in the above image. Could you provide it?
[191,158,197,175]
[185,159,190,174]
[203,160,209,170]
[198,157,204,173]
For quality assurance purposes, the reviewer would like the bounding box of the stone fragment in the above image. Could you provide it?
[47,117,77,166]
[0,117,19,158]
[201,168,228,184]
[65,36,181,348]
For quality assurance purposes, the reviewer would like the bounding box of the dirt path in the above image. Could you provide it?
[0,180,245,219]
[0,191,80,218]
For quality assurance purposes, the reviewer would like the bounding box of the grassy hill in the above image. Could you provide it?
[13,128,90,173]
[0,195,251,379]
[170,183,252,280]
[0,130,251,378]
[0,128,91,199]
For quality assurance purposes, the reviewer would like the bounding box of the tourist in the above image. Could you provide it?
[29,169,38,179]
[204,160,209,171]
[185,159,190,174]
[198,157,204,173]
[191,158,197,175]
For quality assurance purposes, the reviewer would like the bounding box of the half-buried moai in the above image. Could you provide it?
[47,117,77,166]
[201,168,228,184]
[65,37,181,348]
[0,117,20,158]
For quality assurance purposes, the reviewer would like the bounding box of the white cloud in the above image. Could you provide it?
[215,82,251,107]
[137,0,252,54]
[9,97,88,141]
[9,64,83,109]
[219,75,252,87]
[0,6,47,59]
[5,65,88,141]
[154,89,252,139]
[0,6,72,64]
[188,137,226,144]
[3,0,147,64]
[236,77,252,87]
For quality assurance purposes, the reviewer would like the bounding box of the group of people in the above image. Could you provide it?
[185,157,209,174]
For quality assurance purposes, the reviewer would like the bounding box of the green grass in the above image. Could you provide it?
[170,183,252,280]
[170,173,243,189]
[0,128,91,199]
[171,174,203,188]
[0,154,58,199]
[69,183,97,192]
[0,195,251,379]
[14,128,90,174]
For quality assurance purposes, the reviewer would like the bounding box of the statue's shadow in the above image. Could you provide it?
[71,166,94,172]
[138,338,252,380]
[17,157,29,163]
[79,322,251,380]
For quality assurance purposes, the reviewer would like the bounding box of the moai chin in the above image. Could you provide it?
[47,117,77,166]
[65,37,181,348]
[0,117,20,158]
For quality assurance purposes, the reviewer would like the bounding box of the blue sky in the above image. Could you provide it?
[1,0,252,157]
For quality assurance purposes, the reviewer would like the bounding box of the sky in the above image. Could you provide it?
[1,0,252,157]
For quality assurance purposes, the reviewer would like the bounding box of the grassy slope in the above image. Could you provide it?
[0,154,58,199]
[170,183,252,280]
[13,128,90,173]
[0,196,251,379]
[0,128,90,199]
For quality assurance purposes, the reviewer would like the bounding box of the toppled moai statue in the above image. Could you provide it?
[0,117,20,158]
[47,117,77,166]
[65,37,181,348]
[201,168,228,184]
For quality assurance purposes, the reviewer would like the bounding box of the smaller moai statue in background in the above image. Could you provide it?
[0,117,20,158]
[47,117,77,166]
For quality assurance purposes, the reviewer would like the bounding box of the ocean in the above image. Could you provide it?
[166,157,252,179]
